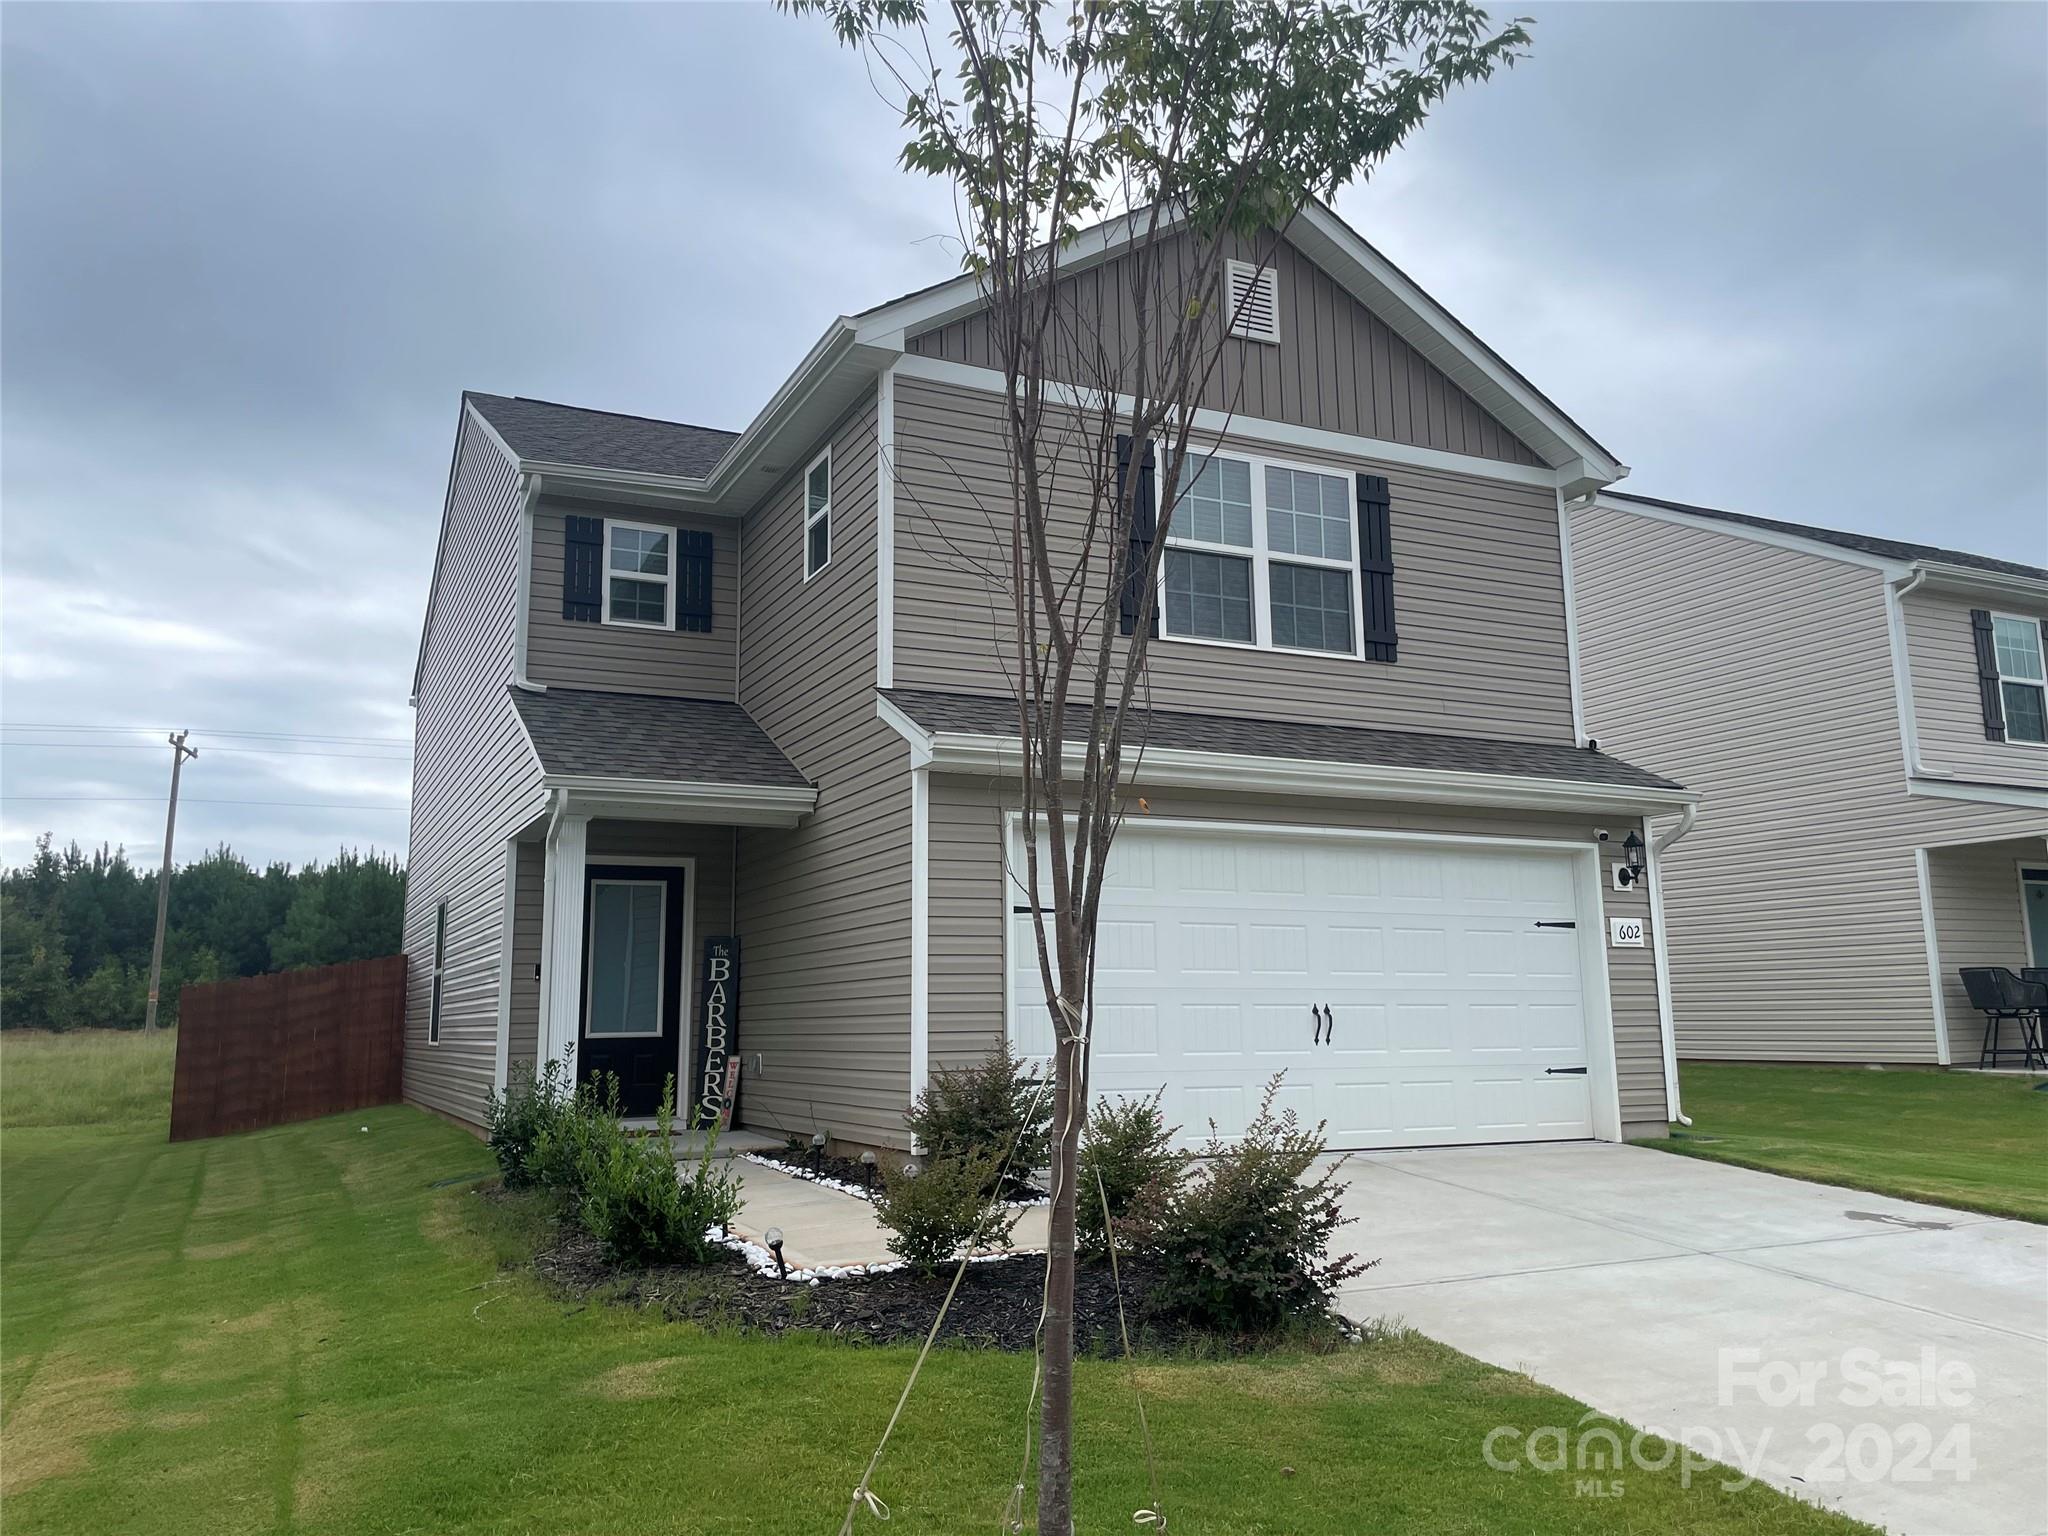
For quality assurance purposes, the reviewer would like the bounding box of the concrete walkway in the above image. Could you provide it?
[1334,1142,2048,1536]
[726,1159,1048,1272]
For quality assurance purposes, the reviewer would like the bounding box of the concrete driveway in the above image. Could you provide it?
[1335,1143,2047,1536]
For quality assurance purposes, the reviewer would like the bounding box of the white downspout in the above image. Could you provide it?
[1648,802,1699,1126]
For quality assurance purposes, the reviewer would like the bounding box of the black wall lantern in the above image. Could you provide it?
[1615,830,1647,888]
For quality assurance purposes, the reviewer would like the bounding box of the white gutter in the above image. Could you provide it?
[1884,567,1928,777]
[915,728,1697,817]
[1647,801,1699,1126]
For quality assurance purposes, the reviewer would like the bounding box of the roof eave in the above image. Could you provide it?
[1905,561,2048,606]
[898,720,1693,816]
[543,773,818,828]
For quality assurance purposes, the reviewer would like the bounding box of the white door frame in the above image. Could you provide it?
[1000,812,1625,1145]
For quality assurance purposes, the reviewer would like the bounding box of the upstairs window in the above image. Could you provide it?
[1161,450,1361,658]
[1992,614,2047,744]
[803,449,832,579]
[428,900,448,1045]
[602,520,673,627]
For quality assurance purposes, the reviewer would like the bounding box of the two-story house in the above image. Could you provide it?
[404,203,1699,1152]
[1570,493,2048,1068]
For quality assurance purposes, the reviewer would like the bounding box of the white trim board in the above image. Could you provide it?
[1913,846,1952,1066]
[875,366,897,687]
[893,351,1564,491]
[998,810,1626,1147]
[885,711,1696,818]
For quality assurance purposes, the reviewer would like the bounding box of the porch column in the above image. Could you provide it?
[540,813,589,1074]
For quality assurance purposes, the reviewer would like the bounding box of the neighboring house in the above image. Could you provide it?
[1570,493,2048,1067]
[404,203,1701,1153]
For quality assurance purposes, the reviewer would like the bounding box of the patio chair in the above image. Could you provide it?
[1958,967,2047,1071]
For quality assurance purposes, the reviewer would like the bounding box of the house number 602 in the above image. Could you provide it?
[1609,917,1646,947]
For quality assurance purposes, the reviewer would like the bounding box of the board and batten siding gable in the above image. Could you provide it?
[907,228,1544,467]
[404,409,549,1126]
[928,777,1668,1133]
[1902,587,2048,790]
[890,373,1576,743]
[526,498,738,699]
[734,391,917,1150]
[1569,505,2045,1064]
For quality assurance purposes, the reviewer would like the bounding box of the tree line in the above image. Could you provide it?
[1,835,406,1031]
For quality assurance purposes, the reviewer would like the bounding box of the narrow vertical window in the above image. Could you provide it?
[428,900,448,1044]
[1991,615,2047,745]
[803,449,832,579]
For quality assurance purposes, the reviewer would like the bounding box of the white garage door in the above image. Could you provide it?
[1010,826,1601,1150]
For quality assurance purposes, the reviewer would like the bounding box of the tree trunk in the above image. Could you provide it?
[1036,1022,1085,1534]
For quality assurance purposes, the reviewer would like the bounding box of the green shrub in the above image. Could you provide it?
[903,1046,1051,1192]
[1124,1074,1370,1334]
[873,1151,1019,1274]
[484,1058,571,1188]
[575,1077,742,1267]
[1077,1092,1184,1258]
[528,1073,619,1206]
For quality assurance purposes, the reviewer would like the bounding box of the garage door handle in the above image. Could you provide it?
[1311,1004,1327,1045]
[1545,1066,1588,1076]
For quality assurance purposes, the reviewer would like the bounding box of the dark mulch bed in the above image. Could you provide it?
[528,1214,1340,1354]
[748,1148,1048,1205]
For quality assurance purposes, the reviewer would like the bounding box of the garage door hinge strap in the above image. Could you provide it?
[1532,920,1576,929]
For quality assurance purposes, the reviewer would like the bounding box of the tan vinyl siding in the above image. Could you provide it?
[1570,506,2047,1064]
[734,392,916,1150]
[1903,588,2048,789]
[891,374,1576,743]
[527,497,737,698]
[929,776,1667,1131]
[908,229,1543,466]
[403,409,549,1127]
[507,839,543,1078]
[1927,837,2046,1049]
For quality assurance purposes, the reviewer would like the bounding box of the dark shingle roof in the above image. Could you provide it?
[512,688,810,788]
[1610,492,2047,583]
[467,392,739,479]
[880,689,1684,793]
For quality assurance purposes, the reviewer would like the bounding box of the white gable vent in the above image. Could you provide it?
[1224,259,1280,344]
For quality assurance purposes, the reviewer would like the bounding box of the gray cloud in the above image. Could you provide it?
[4,1,2042,867]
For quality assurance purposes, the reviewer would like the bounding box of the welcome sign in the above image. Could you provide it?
[698,935,740,1129]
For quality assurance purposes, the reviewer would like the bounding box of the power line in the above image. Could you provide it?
[0,722,412,746]
[2,806,411,819]
[1,741,410,761]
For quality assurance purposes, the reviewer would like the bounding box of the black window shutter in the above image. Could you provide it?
[1116,436,1159,638]
[676,530,714,633]
[563,516,603,623]
[1970,608,2006,741]
[1356,473,1398,663]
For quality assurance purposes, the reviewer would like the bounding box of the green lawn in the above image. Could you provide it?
[1645,1063,2048,1223]
[1,1034,1873,1535]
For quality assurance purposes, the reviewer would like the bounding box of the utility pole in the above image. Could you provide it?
[143,730,199,1032]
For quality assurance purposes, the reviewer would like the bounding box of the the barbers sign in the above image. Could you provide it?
[698,936,740,1128]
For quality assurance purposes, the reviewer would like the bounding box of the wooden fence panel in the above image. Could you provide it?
[168,954,407,1142]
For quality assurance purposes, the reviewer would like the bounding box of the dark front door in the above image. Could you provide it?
[578,864,687,1118]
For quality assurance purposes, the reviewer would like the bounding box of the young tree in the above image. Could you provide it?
[799,4,1529,1529]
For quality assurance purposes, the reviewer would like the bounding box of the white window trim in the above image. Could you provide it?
[582,878,669,1042]
[600,518,676,629]
[1224,259,1281,345]
[427,899,448,1045]
[802,447,833,581]
[1990,611,2047,747]
[1156,445,1366,662]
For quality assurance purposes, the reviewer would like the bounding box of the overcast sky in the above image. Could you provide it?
[3,2,2043,870]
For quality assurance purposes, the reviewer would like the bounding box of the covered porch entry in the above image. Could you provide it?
[1921,832,2048,1066]
[505,688,817,1121]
